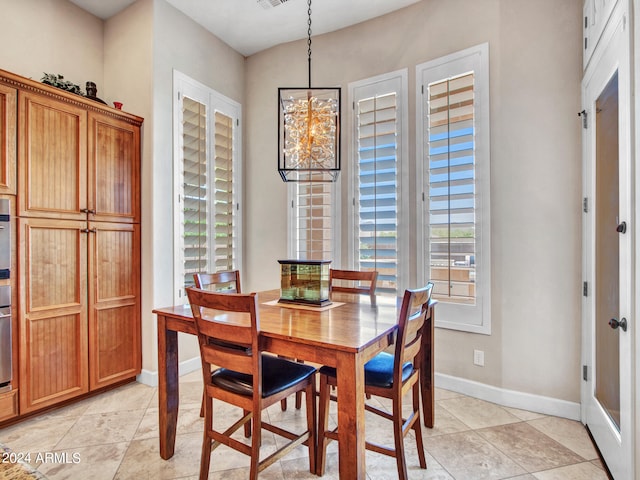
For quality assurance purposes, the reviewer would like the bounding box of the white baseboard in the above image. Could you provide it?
[136,356,201,388]
[137,361,581,421]
[436,373,581,421]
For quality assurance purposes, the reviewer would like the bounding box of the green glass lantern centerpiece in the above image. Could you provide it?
[278,259,331,306]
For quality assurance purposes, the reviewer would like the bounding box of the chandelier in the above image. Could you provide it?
[278,0,341,182]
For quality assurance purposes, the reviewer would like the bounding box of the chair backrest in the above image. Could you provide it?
[329,268,378,301]
[194,270,241,294]
[186,287,258,379]
[393,283,434,385]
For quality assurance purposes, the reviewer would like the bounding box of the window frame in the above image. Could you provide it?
[416,43,491,334]
[287,179,341,262]
[173,70,243,304]
[347,69,409,295]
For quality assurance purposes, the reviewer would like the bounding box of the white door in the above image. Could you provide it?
[581,1,633,478]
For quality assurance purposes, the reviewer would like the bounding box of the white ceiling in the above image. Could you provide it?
[68,0,421,56]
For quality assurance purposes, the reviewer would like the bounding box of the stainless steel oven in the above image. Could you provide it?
[0,285,10,390]
[0,199,8,279]
[0,198,10,391]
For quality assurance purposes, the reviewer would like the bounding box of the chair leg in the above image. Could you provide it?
[316,374,331,476]
[412,381,427,469]
[305,381,317,474]
[393,396,408,480]
[249,410,261,480]
[199,396,213,480]
[243,410,252,438]
[295,390,302,409]
[280,397,288,411]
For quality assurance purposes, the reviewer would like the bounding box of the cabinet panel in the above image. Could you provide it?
[19,218,88,412]
[0,85,16,195]
[18,92,87,220]
[89,222,140,389]
[88,113,140,223]
[0,390,18,422]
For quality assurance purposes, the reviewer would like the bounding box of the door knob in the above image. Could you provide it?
[609,317,628,332]
[616,221,627,233]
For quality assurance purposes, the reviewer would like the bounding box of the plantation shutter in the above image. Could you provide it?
[182,96,208,287]
[356,92,398,294]
[427,72,476,304]
[293,182,333,260]
[213,111,235,270]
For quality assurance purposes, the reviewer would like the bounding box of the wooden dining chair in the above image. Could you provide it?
[316,283,433,480]
[194,270,241,293]
[329,268,378,304]
[186,287,317,480]
[194,270,242,418]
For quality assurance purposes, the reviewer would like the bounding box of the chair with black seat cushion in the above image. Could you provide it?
[329,268,378,304]
[194,270,242,418]
[194,270,241,293]
[186,287,317,480]
[316,283,433,480]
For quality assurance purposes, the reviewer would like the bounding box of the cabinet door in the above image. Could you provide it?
[18,92,87,220]
[18,217,88,413]
[88,221,140,389]
[88,112,140,223]
[0,84,16,195]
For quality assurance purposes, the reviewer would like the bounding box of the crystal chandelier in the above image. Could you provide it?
[278,0,340,182]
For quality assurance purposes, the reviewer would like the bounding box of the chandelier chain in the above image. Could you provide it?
[307,0,312,88]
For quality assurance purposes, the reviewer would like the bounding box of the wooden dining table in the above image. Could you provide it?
[154,289,436,479]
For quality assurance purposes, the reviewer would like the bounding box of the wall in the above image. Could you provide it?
[244,0,583,405]
[104,0,155,372]
[0,0,103,88]
[150,0,246,367]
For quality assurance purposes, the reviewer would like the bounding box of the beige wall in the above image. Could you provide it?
[0,0,103,88]
[150,0,246,366]
[244,0,583,402]
[104,0,155,372]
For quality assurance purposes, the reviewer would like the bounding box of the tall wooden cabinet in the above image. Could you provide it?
[0,68,142,417]
[0,84,16,195]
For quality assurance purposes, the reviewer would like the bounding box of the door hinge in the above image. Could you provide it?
[583,197,588,213]
[583,365,588,381]
[578,110,588,129]
[583,281,588,297]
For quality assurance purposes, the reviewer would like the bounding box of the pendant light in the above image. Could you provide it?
[278,0,341,182]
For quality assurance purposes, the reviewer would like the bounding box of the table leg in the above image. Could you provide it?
[158,314,180,459]
[421,304,435,428]
[335,351,366,479]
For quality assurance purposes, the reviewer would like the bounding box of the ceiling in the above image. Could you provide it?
[68,0,422,56]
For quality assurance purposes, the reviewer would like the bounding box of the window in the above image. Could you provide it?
[288,181,339,261]
[174,71,242,303]
[349,70,409,295]
[417,43,491,333]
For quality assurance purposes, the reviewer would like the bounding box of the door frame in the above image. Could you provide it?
[581,1,634,478]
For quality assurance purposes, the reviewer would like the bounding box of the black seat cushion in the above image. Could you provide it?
[319,352,413,388]
[211,354,316,398]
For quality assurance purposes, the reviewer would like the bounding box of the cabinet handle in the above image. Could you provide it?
[80,208,96,214]
[80,228,97,234]
[81,228,90,233]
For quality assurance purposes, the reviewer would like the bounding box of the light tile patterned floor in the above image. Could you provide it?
[0,371,608,479]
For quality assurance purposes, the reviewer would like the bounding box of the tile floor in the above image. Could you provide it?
[0,371,609,480]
